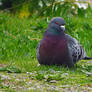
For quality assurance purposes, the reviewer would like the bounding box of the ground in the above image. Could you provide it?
[0,60,92,92]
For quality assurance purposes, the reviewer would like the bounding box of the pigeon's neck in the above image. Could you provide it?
[46,27,64,36]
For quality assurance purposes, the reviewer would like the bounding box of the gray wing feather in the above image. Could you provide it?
[65,34,86,63]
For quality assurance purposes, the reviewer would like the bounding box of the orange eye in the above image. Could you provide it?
[55,22,59,25]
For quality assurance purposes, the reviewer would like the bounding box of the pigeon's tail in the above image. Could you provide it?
[83,56,92,60]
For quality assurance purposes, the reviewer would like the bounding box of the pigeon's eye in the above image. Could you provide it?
[55,22,59,25]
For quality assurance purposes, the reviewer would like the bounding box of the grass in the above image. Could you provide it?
[0,11,92,91]
[0,60,92,91]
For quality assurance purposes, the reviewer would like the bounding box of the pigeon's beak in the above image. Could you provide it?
[60,25,65,31]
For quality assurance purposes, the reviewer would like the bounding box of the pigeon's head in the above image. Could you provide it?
[48,17,66,32]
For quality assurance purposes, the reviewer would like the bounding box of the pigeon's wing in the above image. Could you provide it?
[65,34,86,63]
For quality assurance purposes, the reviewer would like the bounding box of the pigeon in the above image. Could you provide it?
[37,17,92,67]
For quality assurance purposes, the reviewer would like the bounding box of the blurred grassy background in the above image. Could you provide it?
[0,0,92,61]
